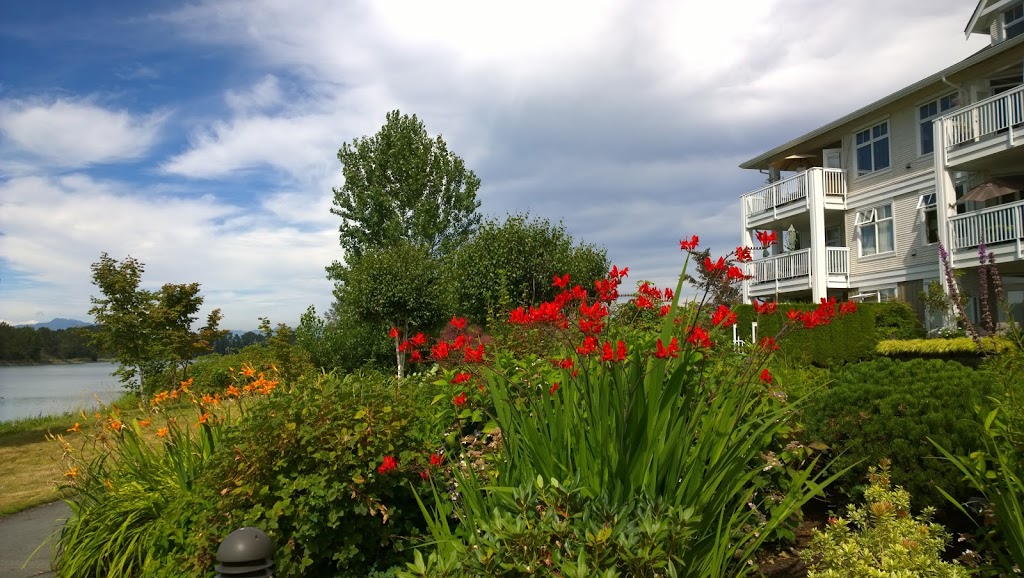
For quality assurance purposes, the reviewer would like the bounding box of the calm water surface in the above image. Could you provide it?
[0,362,124,422]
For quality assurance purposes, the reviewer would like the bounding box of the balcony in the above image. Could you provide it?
[746,247,850,298]
[942,84,1024,166]
[742,168,847,227]
[948,199,1024,265]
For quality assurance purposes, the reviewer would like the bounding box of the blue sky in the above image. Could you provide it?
[0,0,989,329]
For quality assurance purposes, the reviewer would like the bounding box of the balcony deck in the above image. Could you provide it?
[942,84,1024,167]
[746,247,849,298]
[743,168,846,228]
[949,199,1024,267]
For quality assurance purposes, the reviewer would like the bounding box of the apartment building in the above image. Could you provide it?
[738,0,1024,329]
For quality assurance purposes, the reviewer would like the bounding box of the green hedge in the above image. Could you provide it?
[801,357,994,515]
[733,301,922,368]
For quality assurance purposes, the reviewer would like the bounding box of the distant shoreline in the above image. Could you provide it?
[0,358,115,367]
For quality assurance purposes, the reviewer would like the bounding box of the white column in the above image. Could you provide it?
[740,196,753,303]
[933,116,956,327]
[808,169,828,301]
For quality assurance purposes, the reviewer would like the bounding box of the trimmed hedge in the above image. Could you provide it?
[733,301,922,367]
[877,336,1014,356]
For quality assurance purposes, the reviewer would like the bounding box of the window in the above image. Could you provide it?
[825,226,843,247]
[919,94,957,155]
[855,121,890,175]
[1004,4,1024,40]
[917,192,939,244]
[856,204,894,256]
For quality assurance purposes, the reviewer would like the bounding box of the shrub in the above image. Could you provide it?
[734,302,875,367]
[186,345,279,395]
[871,301,925,340]
[407,242,853,577]
[802,357,995,514]
[801,462,968,577]
[180,370,451,578]
[877,336,1013,357]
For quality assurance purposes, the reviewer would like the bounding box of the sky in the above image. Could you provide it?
[0,0,990,330]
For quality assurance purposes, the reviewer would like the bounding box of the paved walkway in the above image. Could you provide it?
[0,501,69,577]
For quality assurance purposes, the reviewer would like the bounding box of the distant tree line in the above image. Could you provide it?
[0,323,107,363]
[210,331,266,354]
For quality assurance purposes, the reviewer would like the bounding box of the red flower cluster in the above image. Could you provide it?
[759,336,779,351]
[453,392,467,407]
[655,337,680,359]
[759,369,773,384]
[549,382,560,396]
[756,230,778,248]
[752,299,777,315]
[378,455,398,474]
[686,325,713,348]
[711,305,737,327]
[735,246,753,262]
[785,297,856,329]
[601,340,627,363]
[451,372,472,384]
[680,235,699,251]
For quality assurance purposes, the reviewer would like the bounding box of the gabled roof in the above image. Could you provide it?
[739,34,1024,170]
[965,0,1013,38]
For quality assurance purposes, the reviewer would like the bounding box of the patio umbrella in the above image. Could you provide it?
[771,154,818,172]
[960,178,1024,203]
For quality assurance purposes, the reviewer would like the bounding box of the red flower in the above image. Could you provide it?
[551,357,574,369]
[453,392,467,407]
[711,304,737,327]
[429,452,444,467]
[398,339,411,352]
[680,235,699,251]
[840,301,858,315]
[549,382,560,396]
[419,470,430,480]
[686,325,713,348]
[759,369,773,384]
[756,230,778,248]
[759,336,779,351]
[659,304,671,317]
[463,344,485,363]
[635,295,654,309]
[600,340,627,362]
[453,334,468,349]
[704,256,727,273]
[388,327,399,339]
[431,341,451,361]
[409,350,423,363]
[450,316,467,331]
[378,455,398,474]
[451,372,472,384]
[553,273,570,288]
[753,300,777,315]
[655,337,680,359]
[577,335,598,355]
[785,308,801,322]
[735,246,752,262]
[664,288,673,300]
[726,266,746,281]
[411,332,427,346]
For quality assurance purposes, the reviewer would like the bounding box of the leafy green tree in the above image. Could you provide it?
[334,242,449,377]
[328,109,481,262]
[88,253,226,394]
[446,214,609,325]
[685,248,742,305]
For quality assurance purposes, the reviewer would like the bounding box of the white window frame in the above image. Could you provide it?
[918,94,957,156]
[855,120,891,176]
[1003,3,1024,40]
[917,193,939,244]
[855,204,895,257]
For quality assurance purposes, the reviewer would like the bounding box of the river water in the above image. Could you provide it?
[0,362,125,423]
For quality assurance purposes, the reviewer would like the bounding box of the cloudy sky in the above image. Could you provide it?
[0,0,989,329]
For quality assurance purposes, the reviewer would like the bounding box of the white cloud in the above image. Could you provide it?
[0,174,340,329]
[225,75,284,113]
[0,98,167,170]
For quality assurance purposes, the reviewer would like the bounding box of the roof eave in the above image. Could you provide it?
[739,37,1023,171]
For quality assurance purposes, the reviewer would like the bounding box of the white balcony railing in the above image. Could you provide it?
[943,84,1024,148]
[750,249,810,284]
[949,199,1024,251]
[749,247,849,286]
[826,247,849,275]
[743,168,846,217]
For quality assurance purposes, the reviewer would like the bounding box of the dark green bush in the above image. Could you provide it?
[802,358,995,515]
[177,370,450,577]
[734,301,922,368]
[186,345,279,395]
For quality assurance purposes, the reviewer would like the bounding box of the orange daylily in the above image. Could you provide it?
[137,419,151,428]
[156,427,169,438]
[67,422,80,433]
[64,467,79,479]
[241,364,256,378]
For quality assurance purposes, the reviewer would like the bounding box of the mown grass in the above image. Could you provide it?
[0,395,195,517]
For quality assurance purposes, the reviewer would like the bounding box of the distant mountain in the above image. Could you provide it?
[19,318,92,330]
